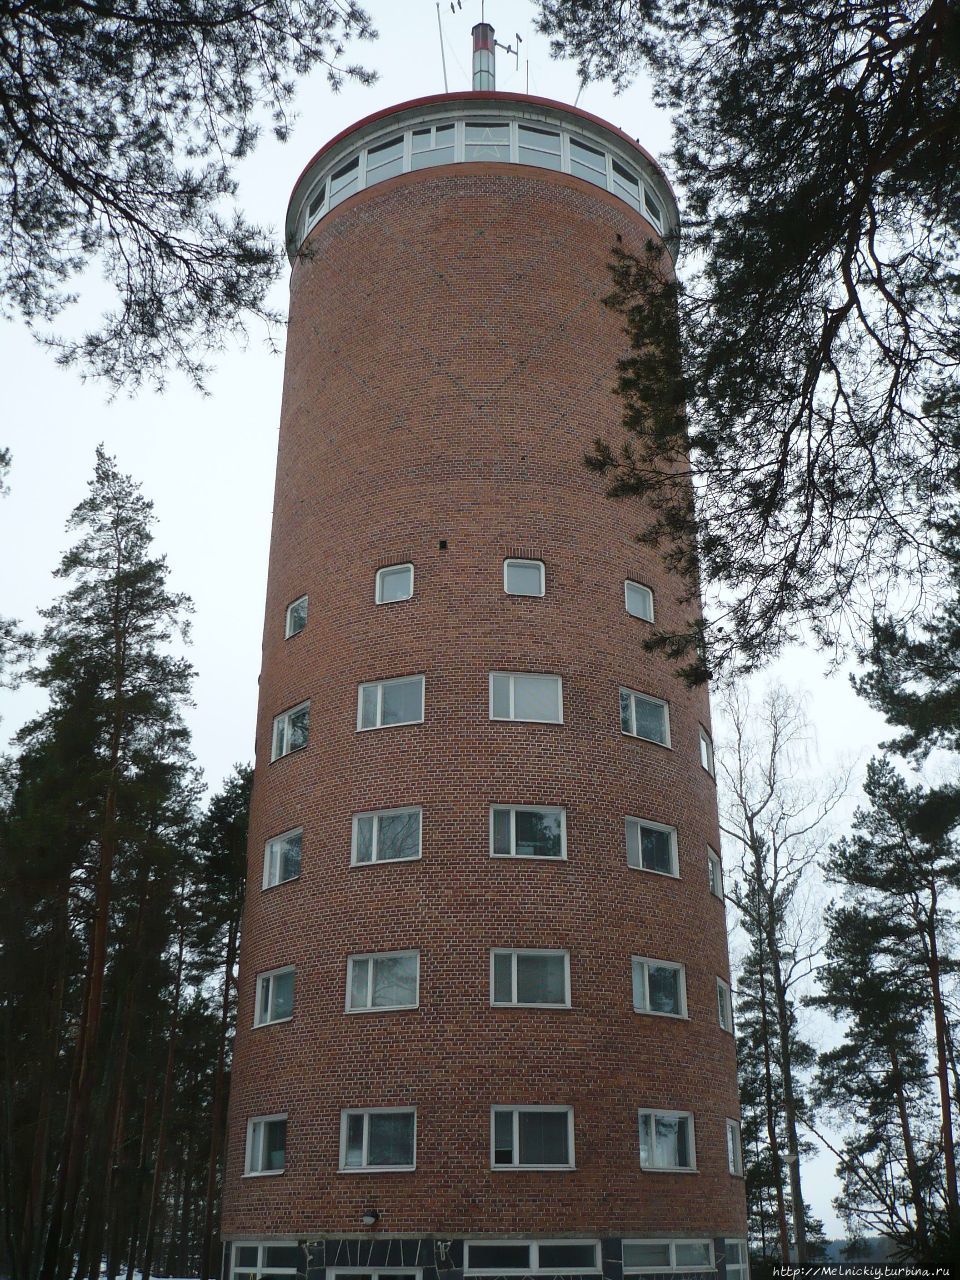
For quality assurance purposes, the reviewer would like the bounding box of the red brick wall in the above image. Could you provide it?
[221,162,747,1240]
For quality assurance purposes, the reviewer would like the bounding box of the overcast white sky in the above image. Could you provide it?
[0,0,899,1241]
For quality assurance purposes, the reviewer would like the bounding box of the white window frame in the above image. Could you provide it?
[262,827,303,889]
[619,687,671,746]
[229,1242,300,1279]
[489,672,563,723]
[624,580,654,622]
[622,1240,715,1274]
[489,805,567,860]
[490,1105,575,1170]
[637,1109,697,1172]
[717,977,733,1032]
[338,1107,417,1171]
[490,949,571,1008]
[244,1114,287,1177]
[375,562,415,604]
[271,701,310,761]
[463,1242,600,1275]
[357,675,425,731]
[723,1240,750,1280]
[632,957,687,1019]
[727,1118,744,1176]
[284,594,308,638]
[699,727,715,776]
[332,1273,423,1280]
[346,950,420,1013]
[708,846,723,898]
[351,806,423,865]
[503,558,546,596]
[253,966,295,1027]
[625,817,679,878]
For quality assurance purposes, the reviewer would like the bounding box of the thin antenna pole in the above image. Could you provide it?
[436,3,449,93]
[526,59,529,93]
[574,77,585,107]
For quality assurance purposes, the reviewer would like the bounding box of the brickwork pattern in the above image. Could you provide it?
[222,161,747,1241]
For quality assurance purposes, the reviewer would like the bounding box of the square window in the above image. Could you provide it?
[569,137,606,185]
[263,828,302,888]
[339,1108,416,1170]
[717,977,733,1032]
[727,1118,744,1175]
[352,807,422,864]
[622,1241,714,1274]
[490,673,562,723]
[708,847,723,898]
[724,1241,749,1280]
[357,676,424,730]
[245,1115,287,1175]
[285,595,308,637]
[410,123,455,169]
[699,727,715,775]
[464,121,511,161]
[491,1106,573,1168]
[230,1243,301,1279]
[632,958,686,1018]
[503,558,545,596]
[624,581,654,621]
[626,819,679,877]
[254,968,295,1026]
[271,702,309,761]
[365,135,404,183]
[620,688,670,745]
[491,950,570,1007]
[637,1109,695,1171]
[490,806,565,859]
[347,951,419,1012]
[517,126,562,171]
[376,563,414,604]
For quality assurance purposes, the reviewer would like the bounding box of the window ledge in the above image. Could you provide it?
[242,1169,286,1178]
[253,1016,294,1029]
[357,720,425,732]
[350,855,423,868]
[639,1166,699,1174]
[627,865,680,880]
[491,1165,576,1172]
[262,875,301,892]
[621,732,673,750]
[491,1003,573,1011]
[490,717,565,725]
[337,1165,416,1174]
[633,1010,689,1020]
[344,1004,420,1014]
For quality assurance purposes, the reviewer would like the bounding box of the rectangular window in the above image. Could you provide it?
[503,557,545,596]
[491,1106,574,1168]
[365,135,404,183]
[644,185,665,229]
[727,1118,744,1175]
[632,957,686,1018]
[624,580,654,621]
[464,1242,599,1274]
[622,1240,714,1274]
[708,846,723,897]
[285,595,308,637]
[611,159,642,210]
[347,951,419,1012]
[339,1108,416,1170]
[490,805,565,859]
[625,818,679,877]
[699,727,715,775]
[271,702,309,760]
[620,688,670,745]
[569,137,606,185]
[490,673,562,723]
[263,827,302,888]
[230,1242,300,1279]
[491,950,570,1007]
[333,1273,420,1280]
[724,1241,749,1280]
[254,967,295,1026]
[329,155,360,207]
[245,1115,287,1175]
[517,125,562,171]
[358,675,424,729]
[410,123,455,169]
[637,1109,696,1171]
[305,181,326,221]
[717,977,733,1032]
[376,562,414,603]
[464,121,511,162]
[352,807,422,864]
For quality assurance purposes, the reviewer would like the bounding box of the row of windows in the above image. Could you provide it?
[294,116,671,246]
[230,1239,749,1279]
[244,1107,744,1178]
[284,562,655,635]
[270,675,715,769]
[262,807,725,891]
[253,951,734,1027]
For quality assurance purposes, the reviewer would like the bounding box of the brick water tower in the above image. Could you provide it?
[221,22,748,1280]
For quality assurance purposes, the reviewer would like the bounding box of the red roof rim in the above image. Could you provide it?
[286,90,675,222]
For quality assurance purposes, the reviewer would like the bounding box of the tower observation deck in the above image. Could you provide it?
[221,25,748,1280]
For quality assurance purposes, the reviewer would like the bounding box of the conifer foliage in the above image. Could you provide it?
[0,452,251,1279]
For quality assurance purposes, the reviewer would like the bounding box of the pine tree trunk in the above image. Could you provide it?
[757,945,791,1261]
[888,1041,928,1244]
[200,921,238,1279]
[926,895,959,1225]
